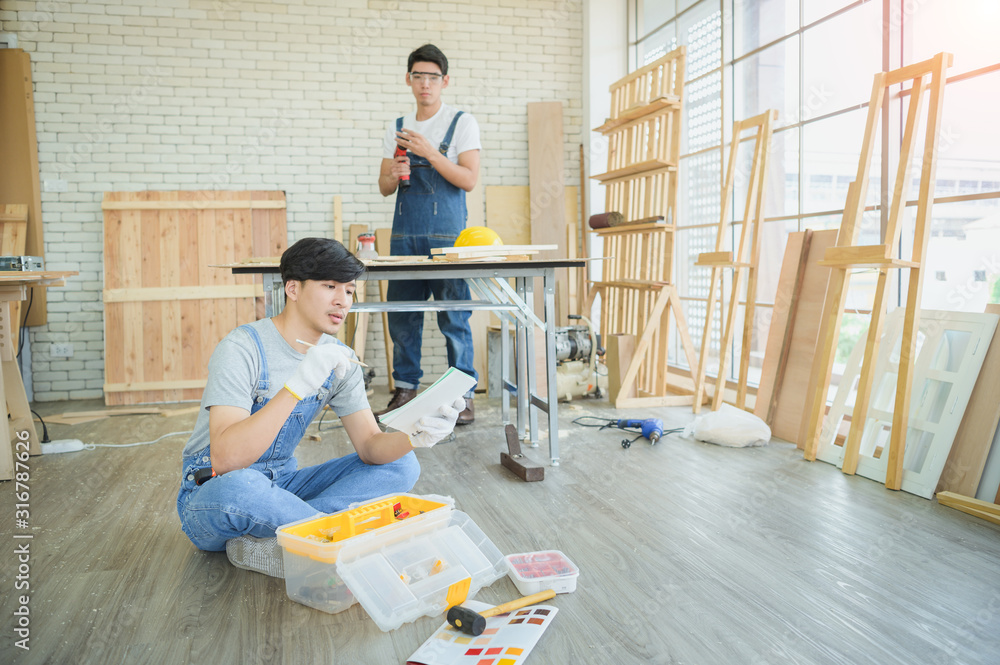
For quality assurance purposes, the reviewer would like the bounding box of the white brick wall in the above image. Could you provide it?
[2,0,585,401]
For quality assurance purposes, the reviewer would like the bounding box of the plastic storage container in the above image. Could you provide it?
[276,493,454,614]
[336,510,508,632]
[505,550,579,595]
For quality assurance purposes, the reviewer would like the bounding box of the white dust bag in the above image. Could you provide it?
[684,403,771,448]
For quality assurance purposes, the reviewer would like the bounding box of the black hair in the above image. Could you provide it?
[408,44,448,75]
[279,237,365,285]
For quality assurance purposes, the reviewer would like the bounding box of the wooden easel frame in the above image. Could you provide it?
[802,53,952,492]
[692,110,777,413]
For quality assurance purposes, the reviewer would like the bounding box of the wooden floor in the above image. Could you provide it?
[3,392,999,665]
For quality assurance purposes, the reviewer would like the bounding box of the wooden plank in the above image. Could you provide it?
[101,199,286,210]
[341,223,367,349]
[936,491,1000,526]
[591,159,676,183]
[374,228,394,391]
[104,379,208,393]
[333,195,343,245]
[937,306,1000,495]
[485,186,532,245]
[761,229,837,445]
[0,204,28,256]
[431,244,557,256]
[3,346,40,456]
[606,333,636,403]
[593,96,681,134]
[528,101,568,324]
[0,49,47,327]
[103,285,260,303]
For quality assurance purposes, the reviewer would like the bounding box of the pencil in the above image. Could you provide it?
[295,338,369,367]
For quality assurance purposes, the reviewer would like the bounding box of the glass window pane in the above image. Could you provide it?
[733,36,800,129]
[639,22,677,66]
[733,0,798,57]
[772,126,800,219]
[801,108,881,219]
[904,0,1000,75]
[803,2,882,111]
[679,149,721,226]
[921,199,1000,310]
[934,73,1000,180]
[684,71,722,154]
[642,0,675,37]
[803,0,855,25]
[677,0,723,79]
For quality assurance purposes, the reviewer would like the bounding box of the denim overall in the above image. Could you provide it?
[176,325,419,552]
[388,112,478,392]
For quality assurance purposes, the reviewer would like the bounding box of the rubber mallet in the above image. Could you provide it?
[446,589,556,636]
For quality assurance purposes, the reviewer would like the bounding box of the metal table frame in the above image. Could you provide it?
[232,259,586,466]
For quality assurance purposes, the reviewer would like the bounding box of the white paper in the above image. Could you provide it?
[378,368,476,435]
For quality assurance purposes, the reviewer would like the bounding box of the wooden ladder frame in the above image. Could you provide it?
[802,52,952,491]
[692,110,777,413]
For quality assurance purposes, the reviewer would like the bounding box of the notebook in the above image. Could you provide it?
[378,368,476,436]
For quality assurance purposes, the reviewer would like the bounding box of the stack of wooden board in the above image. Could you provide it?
[430,244,558,262]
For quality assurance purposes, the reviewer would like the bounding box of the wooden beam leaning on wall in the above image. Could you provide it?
[753,229,837,447]
[936,303,1000,496]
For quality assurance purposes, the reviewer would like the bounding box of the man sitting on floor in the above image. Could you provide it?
[176,237,463,577]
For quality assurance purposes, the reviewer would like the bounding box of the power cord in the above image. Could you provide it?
[30,409,50,443]
[82,430,192,450]
[16,289,34,359]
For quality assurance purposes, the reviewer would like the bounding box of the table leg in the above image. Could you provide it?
[543,268,559,465]
[262,272,284,317]
[515,277,528,443]
[524,276,539,448]
[500,300,511,425]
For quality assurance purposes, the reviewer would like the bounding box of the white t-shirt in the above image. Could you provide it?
[382,103,481,164]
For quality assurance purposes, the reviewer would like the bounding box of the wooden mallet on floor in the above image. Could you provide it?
[446,589,556,636]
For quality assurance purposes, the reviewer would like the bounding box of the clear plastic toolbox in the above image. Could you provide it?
[335,510,507,632]
[276,493,454,615]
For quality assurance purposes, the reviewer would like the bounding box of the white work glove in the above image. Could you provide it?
[284,344,354,400]
[407,397,466,448]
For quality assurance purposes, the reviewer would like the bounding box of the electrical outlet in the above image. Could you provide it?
[50,343,74,358]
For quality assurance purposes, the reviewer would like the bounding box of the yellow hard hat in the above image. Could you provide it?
[455,226,503,247]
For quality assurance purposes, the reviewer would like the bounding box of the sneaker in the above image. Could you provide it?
[373,387,417,417]
[226,535,285,578]
[456,398,474,425]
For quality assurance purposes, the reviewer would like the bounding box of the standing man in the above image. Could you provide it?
[176,238,464,577]
[377,43,480,424]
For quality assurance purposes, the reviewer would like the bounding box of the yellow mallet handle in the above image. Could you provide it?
[481,589,556,618]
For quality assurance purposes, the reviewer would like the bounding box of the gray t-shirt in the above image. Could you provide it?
[181,318,369,458]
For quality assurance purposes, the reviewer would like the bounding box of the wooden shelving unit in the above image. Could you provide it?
[585,47,698,408]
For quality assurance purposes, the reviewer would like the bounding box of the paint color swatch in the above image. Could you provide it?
[405,602,558,665]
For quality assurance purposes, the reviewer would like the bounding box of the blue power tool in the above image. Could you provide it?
[615,418,664,446]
